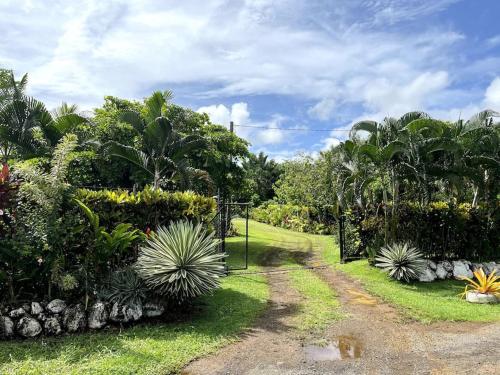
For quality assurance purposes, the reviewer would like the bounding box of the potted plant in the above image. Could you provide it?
[460,268,499,304]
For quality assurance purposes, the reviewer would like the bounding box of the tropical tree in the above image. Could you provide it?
[0,70,89,162]
[242,152,281,205]
[107,91,208,190]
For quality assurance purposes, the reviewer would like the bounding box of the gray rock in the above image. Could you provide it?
[483,262,495,274]
[63,304,86,332]
[110,302,142,323]
[471,263,484,272]
[427,260,437,271]
[466,291,498,304]
[441,260,453,272]
[435,263,448,280]
[47,299,66,314]
[143,302,165,318]
[21,304,31,314]
[9,307,26,319]
[31,302,44,315]
[37,313,48,322]
[88,302,109,329]
[0,316,15,339]
[452,260,473,279]
[418,267,437,282]
[44,317,62,335]
[16,317,42,338]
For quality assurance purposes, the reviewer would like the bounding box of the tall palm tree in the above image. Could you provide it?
[107,91,208,190]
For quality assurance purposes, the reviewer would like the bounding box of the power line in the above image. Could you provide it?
[233,124,351,132]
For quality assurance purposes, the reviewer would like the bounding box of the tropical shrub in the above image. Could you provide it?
[135,221,226,300]
[75,199,145,307]
[460,268,500,298]
[375,242,426,282]
[252,202,335,234]
[101,268,148,306]
[13,134,79,299]
[75,187,216,231]
[343,202,499,261]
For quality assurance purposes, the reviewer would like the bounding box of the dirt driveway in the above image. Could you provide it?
[183,259,500,375]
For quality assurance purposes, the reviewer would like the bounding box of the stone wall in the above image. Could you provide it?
[416,260,499,282]
[0,299,165,340]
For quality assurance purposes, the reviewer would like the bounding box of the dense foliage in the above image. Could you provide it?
[252,202,334,234]
[254,110,500,261]
[75,187,216,230]
[0,68,239,307]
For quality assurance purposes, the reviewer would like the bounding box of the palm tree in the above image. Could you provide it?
[107,91,208,190]
[0,71,89,162]
[242,152,281,203]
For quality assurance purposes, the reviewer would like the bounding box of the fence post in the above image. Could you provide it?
[338,206,345,263]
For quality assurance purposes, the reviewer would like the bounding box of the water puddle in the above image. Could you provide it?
[345,289,377,305]
[305,336,362,361]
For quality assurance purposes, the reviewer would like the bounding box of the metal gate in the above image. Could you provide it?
[211,200,250,271]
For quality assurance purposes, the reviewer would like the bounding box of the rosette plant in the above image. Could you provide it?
[135,220,226,300]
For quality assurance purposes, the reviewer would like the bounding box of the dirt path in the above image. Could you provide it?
[183,243,500,374]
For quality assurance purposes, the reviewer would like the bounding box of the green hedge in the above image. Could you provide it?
[75,187,216,231]
[251,202,335,234]
[347,202,499,261]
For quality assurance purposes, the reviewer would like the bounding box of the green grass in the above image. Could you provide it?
[228,219,343,331]
[330,257,500,322]
[288,270,342,331]
[0,274,268,375]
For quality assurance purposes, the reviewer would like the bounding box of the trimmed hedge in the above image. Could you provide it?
[347,202,499,261]
[75,187,216,231]
[251,202,335,234]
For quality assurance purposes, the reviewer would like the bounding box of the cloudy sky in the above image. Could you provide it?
[1,0,500,160]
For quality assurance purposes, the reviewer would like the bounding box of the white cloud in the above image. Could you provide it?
[360,71,449,117]
[197,102,286,146]
[484,77,500,110]
[0,0,468,112]
[255,115,286,145]
[486,35,500,48]
[308,98,337,121]
[197,104,231,126]
[321,137,341,150]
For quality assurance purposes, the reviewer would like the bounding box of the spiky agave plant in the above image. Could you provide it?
[375,242,425,282]
[102,268,148,306]
[135,221,226,300]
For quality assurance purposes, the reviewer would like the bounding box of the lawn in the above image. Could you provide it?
[0,219,342,375]
[228,219,343,331]
[326,255,500,322]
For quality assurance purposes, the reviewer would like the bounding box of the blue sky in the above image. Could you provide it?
[1,0,500,160]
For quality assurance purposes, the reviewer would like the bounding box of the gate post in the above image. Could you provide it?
[338,206,345,263]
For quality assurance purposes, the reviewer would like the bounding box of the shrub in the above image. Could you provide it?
[101,268,148,306]
[135,221,226,300]
[375,242,426,282]
[75,187,216,231]
[459,268,500,298]
[252,202,335,234]
[344,202,499,261]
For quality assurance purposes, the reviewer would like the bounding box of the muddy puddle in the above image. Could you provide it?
[304,335,362,361]
[345,288,378,305]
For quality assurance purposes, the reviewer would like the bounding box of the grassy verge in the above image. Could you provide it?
[318,235,500,322]
[229,219,343,331]
[288,270,342,331]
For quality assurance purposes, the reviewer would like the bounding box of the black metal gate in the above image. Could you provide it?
[211,200,250,271]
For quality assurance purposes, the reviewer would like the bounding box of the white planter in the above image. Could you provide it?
[465,291,498,304]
